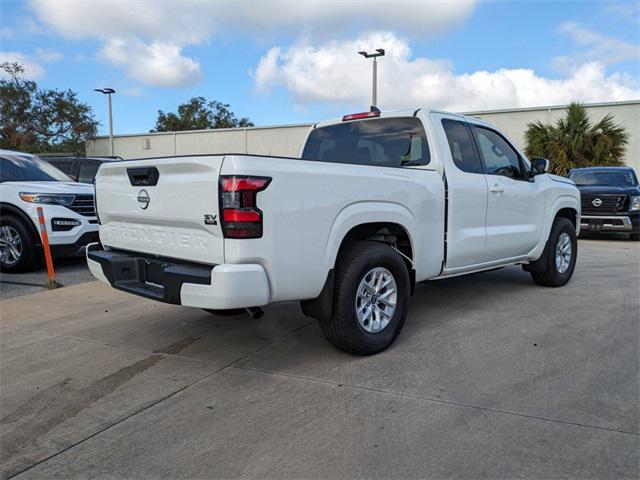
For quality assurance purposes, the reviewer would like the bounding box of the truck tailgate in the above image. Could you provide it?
[95,156,224,265]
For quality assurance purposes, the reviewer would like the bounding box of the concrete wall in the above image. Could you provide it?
[86,124,312,159]
[87,100,639,172]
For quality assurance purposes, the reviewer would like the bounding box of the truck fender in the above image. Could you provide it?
[302,202,416,321]
[323,201,416,273]
[527,194,579,263]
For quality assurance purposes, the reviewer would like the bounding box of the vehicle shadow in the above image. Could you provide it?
[578,232,634,242]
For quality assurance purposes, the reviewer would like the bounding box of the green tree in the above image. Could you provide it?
[152,96,254,132]
[0,62,98,153]
[524,102,628,176]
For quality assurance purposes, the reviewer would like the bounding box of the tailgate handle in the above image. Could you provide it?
[127,167,159,186]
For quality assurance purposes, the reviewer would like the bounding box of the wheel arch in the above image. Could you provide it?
[302,206,417,322]
[527,195,579,263]
[323,202,417,273]
[338,222,413,265]
[555,207,579,229]
[0,202,41,246]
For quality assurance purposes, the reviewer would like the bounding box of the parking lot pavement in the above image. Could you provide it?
[0,255,93,300]
[1,239,638,479]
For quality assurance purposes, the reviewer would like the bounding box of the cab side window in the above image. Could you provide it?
[474,127,524,179]
[441,119,480,174]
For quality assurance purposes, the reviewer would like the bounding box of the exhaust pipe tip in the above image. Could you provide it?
[245,307,264,320]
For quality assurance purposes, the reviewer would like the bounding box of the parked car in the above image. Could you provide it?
[87,108,580,355]
[568,166,640,241]
[41,156,122,184]
[0,150,99,272]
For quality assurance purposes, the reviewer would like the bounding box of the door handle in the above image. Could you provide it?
[489,184,504,193]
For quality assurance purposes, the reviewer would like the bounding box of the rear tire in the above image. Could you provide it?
[630,233,639,241]
[319,241,410,355]
[530,217,577,287]
[0,215,38,273]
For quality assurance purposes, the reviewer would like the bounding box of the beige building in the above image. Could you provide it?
[86,100,639,172]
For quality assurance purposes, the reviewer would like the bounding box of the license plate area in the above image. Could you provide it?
[143,260,166,287]
[111,258,166,300]
[88,246,214,305]
[588,219,603,231]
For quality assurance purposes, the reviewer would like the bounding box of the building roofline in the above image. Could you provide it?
[89,122,314,140]
[462,99,640,116]
[88,99,639,141]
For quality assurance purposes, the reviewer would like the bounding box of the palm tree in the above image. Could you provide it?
[524,102,628,176]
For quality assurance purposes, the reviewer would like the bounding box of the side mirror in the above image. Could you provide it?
[530,157,549,176]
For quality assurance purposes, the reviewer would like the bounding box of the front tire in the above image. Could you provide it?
[530,217,577,287]
[319,241,410,355]
[0,215,38,273]
[630,233,639,241]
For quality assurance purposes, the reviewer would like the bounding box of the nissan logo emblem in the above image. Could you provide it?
[592,198,602,207]
[137,189,150,209]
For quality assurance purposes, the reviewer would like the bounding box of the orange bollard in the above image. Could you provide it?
[36,207,59,289]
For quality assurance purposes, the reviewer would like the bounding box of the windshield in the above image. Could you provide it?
[0,154,72,182]
[569,170,638,187]
[302,117,430,168]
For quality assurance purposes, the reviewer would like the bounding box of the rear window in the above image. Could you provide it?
[302,117,430,168]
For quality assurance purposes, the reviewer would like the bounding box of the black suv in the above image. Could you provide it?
[41,156,122,184]
[568,166,640,241]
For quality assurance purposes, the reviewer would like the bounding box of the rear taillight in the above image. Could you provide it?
[219,175,271,238]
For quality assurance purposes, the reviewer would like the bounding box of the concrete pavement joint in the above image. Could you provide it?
[1,325,223,365]
[232,365,640,437]
[7,369,223,480]
[7,319,318,479]
[0,325,192,362]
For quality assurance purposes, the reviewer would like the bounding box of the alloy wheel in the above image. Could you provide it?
[0,225,23,267]
[555,232,572,274]
[355,267,397,333]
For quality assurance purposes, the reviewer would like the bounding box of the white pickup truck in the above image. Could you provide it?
[87,108,580,355]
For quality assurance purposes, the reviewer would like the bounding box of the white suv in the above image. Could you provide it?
[0,150,99,272]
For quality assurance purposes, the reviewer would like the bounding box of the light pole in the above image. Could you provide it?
[94,88,116,156]
[358,49,385,111]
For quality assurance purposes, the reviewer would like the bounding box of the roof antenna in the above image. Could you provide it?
[358,48,385,112]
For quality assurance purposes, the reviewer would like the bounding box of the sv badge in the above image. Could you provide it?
[204,214,218,225]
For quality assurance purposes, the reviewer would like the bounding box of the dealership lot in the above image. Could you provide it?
[1,239,638,479]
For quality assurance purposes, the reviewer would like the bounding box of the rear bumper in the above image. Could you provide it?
[580,213,640,234]
[86,243,270,309]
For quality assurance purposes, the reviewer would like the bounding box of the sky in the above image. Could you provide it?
[1,0,639,136]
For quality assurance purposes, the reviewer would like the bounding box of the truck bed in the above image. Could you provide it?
[95,154,445,302]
